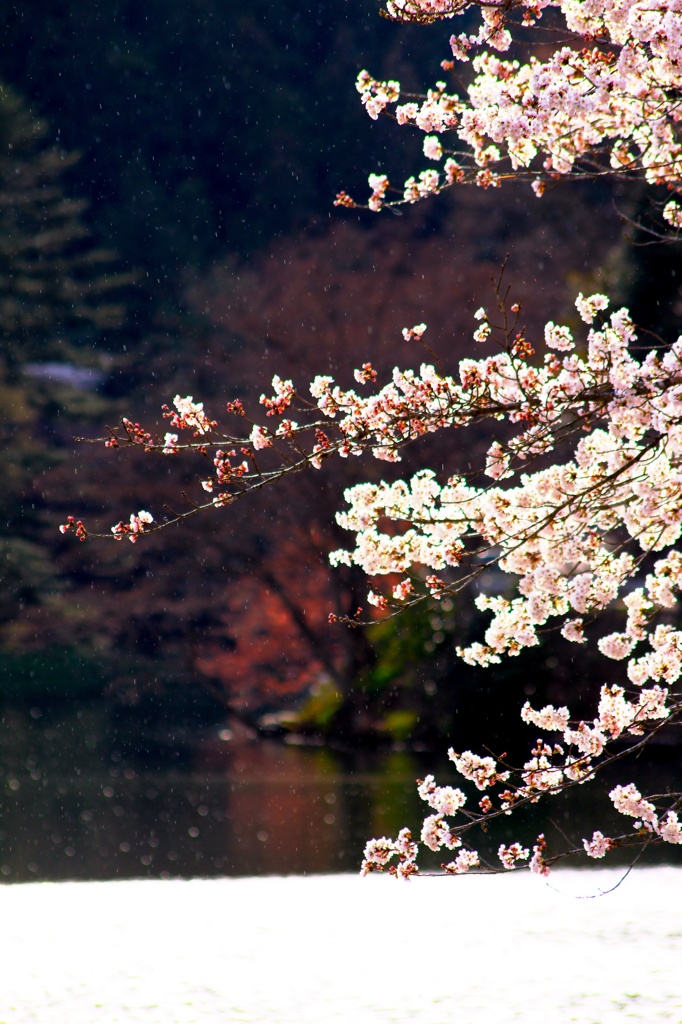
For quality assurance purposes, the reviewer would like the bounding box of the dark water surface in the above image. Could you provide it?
[1,701,680,882]
[0,701,428,881]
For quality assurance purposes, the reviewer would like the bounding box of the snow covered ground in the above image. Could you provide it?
[1,868,681,1023]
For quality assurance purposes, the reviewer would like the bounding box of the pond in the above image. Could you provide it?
[2,870,682,1023]
[1,701,681,882]
[2,701,682,1023]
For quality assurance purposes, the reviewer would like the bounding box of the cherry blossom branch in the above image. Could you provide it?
[337,0,682,232]
[362,697,682,879]
[60,0,682,883]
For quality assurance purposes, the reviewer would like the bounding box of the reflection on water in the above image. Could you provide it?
[0,702,425,882]
[1,701,681,882]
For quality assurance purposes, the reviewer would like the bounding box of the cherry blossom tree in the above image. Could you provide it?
[63,0,682,876]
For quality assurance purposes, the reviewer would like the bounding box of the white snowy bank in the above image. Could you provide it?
[1,868,680,1023]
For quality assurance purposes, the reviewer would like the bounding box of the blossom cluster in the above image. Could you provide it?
[324,296,682,693]
[58,515,88,542]
[362,681,682,878]
[361,828,420,879]
[342,0,682,224]
[110,510,154,544]
[162,395,217,436]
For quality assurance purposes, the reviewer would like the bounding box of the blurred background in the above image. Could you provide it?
[1,0,680,882]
